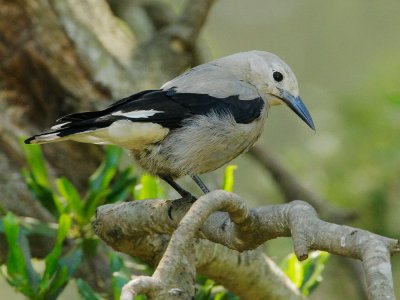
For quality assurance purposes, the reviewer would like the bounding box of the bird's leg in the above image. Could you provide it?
[160,175,196,201]
[160,176,196,220]
[191,175,210,194]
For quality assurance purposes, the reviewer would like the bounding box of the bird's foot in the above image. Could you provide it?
[168,194,196,220]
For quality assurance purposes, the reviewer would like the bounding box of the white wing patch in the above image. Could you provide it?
[51,122,71,130]
[68,120,169,150]
[111,109,162,119]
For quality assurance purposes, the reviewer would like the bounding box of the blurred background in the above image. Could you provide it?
[1,0,399,299]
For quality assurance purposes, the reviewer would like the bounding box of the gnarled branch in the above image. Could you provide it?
[94,191,399,299]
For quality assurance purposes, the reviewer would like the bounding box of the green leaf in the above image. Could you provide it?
[214,292,226,300]
[112,273,129,300]
[46,249,82,300]
[88,145,122,193]
[20,141,59,217]
[56,177,83,218]
[214,290,241,300]
[300,251,330,296]
[3,213,31,291]
[82,238,99,257]
[84,191,109,222]
[85,146,123,218]
[76,279,102,300]
[45,266,69,300]
[225,293,240,300]
[18,225,40,291]
[109,252,124,273]
[279,251,330,296]
[41,214,71,291]
[53,194,67,216]
[222,165,238,192]
[55,214,72,245]
[22,168,59,217]
[59,248,83,278]
[105,167,137,204]
[134,174,164,200]
[20,139,50,189]
[195,279,215,300]
[280,253,304,288]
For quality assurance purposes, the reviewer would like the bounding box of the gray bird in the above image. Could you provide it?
[25,50,315,198]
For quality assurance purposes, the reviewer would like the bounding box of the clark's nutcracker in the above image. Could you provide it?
[25,50,315,198]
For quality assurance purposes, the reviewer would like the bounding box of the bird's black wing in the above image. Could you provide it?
[165,89,265,125]
[51,89,264,132]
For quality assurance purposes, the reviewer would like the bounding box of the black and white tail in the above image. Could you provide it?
[24,90,180,148]
[24,109,111,145]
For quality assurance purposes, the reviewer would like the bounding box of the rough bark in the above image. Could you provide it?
[94,191,399,300]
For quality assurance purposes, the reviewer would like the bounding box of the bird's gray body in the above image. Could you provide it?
[135,54,270,177]
[133,109,267,178]
[25,50,314,195]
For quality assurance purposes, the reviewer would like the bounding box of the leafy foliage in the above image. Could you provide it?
[1,144,137,299]
[196,275,240,300]
[280,251,330,296]
[0,212,81,299]
[133,174,165,200]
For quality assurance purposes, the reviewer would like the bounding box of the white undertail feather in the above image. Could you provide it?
[105,120,169,149]
[30,120,170,150]
[28,132,66,144]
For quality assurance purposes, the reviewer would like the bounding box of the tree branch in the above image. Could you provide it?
[94,191,399,299]
[97,234,302,300]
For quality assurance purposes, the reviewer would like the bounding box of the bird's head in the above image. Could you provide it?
[233,51,315,130]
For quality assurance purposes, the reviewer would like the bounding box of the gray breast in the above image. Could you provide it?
[132,109,268,178]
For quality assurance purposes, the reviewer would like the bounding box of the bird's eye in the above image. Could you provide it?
[273,71,284,82]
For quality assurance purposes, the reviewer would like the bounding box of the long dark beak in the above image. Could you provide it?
[280,91,315,130]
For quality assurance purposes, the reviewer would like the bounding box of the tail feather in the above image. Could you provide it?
[25,120,106,145]
[25,109,125,145]
[54,110,106,126]
[24,131,65,144]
